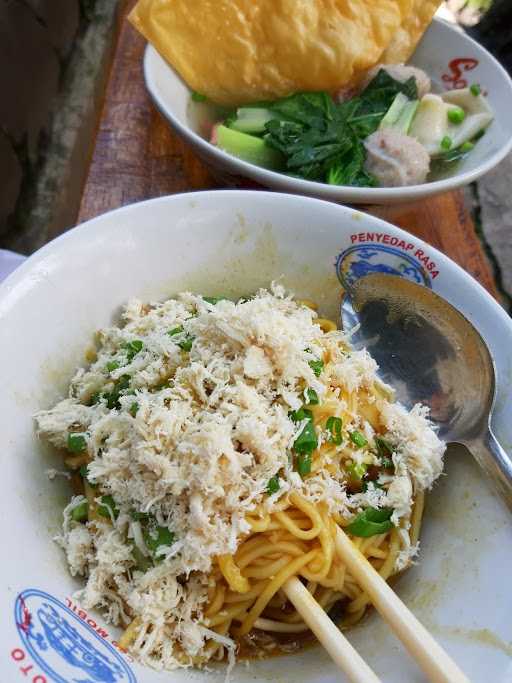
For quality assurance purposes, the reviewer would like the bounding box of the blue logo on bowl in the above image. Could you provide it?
[14,589,136,683]
[336,244,432,288]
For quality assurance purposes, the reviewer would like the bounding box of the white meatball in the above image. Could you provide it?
[362,64,431,98]
[364,129,430,187]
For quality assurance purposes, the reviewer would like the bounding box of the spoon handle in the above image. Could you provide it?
[468,429,512,510]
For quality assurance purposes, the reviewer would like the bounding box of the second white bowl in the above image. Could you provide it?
[144,18,512,205]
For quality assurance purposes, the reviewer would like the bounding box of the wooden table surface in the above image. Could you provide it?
[78,1,499,300]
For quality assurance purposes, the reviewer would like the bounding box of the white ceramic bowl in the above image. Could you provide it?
[144,19,512,205]
[1,191,512,683]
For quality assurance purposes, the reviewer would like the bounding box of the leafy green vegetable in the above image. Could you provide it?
[144,525,175,559]
[347,507,394,537]
[266,475,280,495]
[129,401,139,417]
[98,495,119,520]
[326,137,376,188]
[228,108,274,134]
[67,433,87,453]
[71,500,88,522]
[254,70,418,187]
[168,326,183,336]
[326,416,342,445]
[191,91,207,102]
[379,93,419,135]
[350,431,368,448]
[309,359,324,377]
[345,70,418,138]
[106,360,120,372]
[305,388,319,405]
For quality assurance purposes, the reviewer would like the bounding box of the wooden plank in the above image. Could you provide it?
[78,4,499,300]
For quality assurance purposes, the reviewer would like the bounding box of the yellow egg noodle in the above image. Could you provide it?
[36,286,444,671]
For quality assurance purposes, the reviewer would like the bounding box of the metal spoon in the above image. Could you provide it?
[340,272,512,508]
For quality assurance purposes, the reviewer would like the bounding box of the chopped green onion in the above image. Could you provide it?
[290,406,318,456]
[289,407,313,423]
[266,476,280,495]
[131,510,150,521]
[191,91,207,102]
[470,83,481,97]
[117,374,131,390]
[202,296,228,305]
[362,480,384,493]
[106,360,120,372]
[71,500,88,522]
[346,461,367,480]
[347,507,394,537]
[89,391,100,406]
[67,433,87,453]
[293,420,318,455]
[167,325,193,351]
[144,525,175,559]
[375,437,393,458]
[97,495,119,520]
[440,135,452,151]
[305,388,319,405]
[124,340,143,361]
[375,437,395,469]
[350,431,367,448]
[129,401,139,417]
[326,416,342,445]
[179,338,193,352]
[447,106,465,125]
[79,464,97,488]
[103,374,131,410]
[309,359,324,377]
[296,453,312,477]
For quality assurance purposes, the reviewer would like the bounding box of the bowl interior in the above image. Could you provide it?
[1,192,512,683]
[144,19,512,203]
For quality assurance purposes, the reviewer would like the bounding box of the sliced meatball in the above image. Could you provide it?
[361,64,431,98]
[364,129,430,187]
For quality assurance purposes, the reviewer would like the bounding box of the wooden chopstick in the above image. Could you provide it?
[283,576,381,683]
[334,527,470,683]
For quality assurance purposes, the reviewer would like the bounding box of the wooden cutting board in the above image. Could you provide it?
[78,2,499,299]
